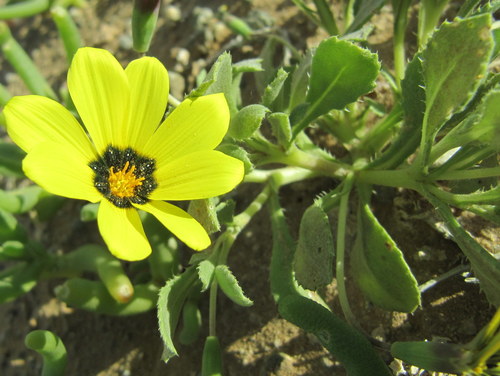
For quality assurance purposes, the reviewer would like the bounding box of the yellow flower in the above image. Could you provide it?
[4,47,244,261]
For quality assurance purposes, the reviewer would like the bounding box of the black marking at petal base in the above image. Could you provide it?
[89,145,157,208]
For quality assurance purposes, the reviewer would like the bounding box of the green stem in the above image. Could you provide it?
[335,174,357,325]
[425,184,500,206]
[168,93,181,107]
[268,34,302,60]
[356,103,403,156]
[208,279,218,337]
[356,168,420,191]
[233,184,271,229]
[431,166,500,181]
[264,145,350,177]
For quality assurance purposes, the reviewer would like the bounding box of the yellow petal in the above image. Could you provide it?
[135,201,210,251]
[98,200,151,261]
[23,142,101,202]
[68,47,130,153]
[4,95,95,159]
[142,93,229,162]
[125,56,169,148]
[150,150,244,201]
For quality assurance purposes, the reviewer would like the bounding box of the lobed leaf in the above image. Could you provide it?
[419,14,493,166]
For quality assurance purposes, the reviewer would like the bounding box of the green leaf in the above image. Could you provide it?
[214,265,253,307]
[228,104,269,140]
[351,201,420,312]
[419,14,493,167]
[57,279,158,315]
[80,203,99,222]
[268,112,292,149]
[205,52,237,115]
[188,198,220,235]
[25,330,67,376]
[178,300,202,345]
[423,191,500,307]
[295,37,379,136]
[0,190,21,213]
[9,185,44,213]
[51,5,82,63]
[0,140,25,177]
[294,205,335,290]
[0,240,26,260]
[346,0,386,34]
[0,22,57,99]
[215,199,236,225]
[0,208,26,242]
[279,295,392,376]
[197,259,215,292]
[131,0,160,53]
[0,261,40,304]
[232,58,263,74]
[289,49,312,110]
[262,68,289,109]
[369,53,424,169]
[434,88,500,154]
[157,268,198,362]
[391,341,465,374]
[201,336,223,376]
[268,191,391,376]
[216,143,253,174]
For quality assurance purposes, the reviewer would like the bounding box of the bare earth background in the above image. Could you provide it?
[0,1,497,375]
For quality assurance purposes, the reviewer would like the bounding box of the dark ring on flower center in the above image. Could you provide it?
[89,145,157,208]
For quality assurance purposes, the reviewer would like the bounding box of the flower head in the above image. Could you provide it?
[5,47,244,261]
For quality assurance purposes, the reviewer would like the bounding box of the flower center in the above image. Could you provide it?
[89,146,157,208]
[108,161,145,198]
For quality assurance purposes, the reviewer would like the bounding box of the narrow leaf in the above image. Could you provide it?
[346,0,386,34]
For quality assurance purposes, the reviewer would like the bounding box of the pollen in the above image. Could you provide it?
[108,161,145,198]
